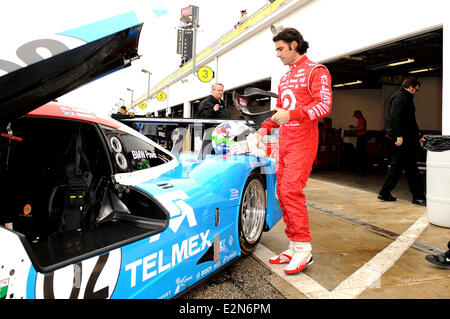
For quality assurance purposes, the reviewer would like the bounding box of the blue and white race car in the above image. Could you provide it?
[0,24,282,299]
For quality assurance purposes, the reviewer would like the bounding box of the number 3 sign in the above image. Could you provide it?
[157,92,167,101]
[197,66,214,83]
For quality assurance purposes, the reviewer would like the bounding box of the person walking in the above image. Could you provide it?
[378,76,426,206]
[257,28,332,274]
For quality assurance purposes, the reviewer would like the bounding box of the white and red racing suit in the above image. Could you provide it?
[260,55,332,242]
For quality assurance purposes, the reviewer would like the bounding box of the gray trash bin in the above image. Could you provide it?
[423,135,450,228]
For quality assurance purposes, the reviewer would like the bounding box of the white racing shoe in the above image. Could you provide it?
[269,241,294,264]
[284,242,313,275]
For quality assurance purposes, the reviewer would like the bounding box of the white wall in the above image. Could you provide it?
[278,0,445,63]
[217,30,278,91]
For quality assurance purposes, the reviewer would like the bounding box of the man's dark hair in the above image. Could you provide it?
[401,76,421,89]
[272,28,309,55]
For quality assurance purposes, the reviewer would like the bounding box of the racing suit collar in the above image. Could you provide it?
[289,55,307,69]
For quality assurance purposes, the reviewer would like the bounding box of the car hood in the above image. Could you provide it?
[0,23,142,126]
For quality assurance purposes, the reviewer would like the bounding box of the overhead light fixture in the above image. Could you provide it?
[344,80,363,86]
[387,58,415,67]
[409,67,434,74]
[369,58,415,70]
[343,55,365,61]
[333,80,362,88]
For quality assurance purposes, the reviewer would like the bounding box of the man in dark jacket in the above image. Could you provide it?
[111,106,140,131]
[111,106,128,120]
[378,76,426,206]
[198,83,230,119]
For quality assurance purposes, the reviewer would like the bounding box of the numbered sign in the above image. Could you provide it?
[157,92,167,101]
[139,102,147,109]
[197,66,214,83]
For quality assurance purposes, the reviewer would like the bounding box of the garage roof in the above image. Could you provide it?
[324,28,442,89]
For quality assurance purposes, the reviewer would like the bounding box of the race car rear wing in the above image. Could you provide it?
[232,87,278,127]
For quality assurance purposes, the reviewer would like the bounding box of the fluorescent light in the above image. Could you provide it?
[409,67,434,74]
[387,58,415,67]
[333,80,362,88]
[369,58,415,70]
[344,80,363,86]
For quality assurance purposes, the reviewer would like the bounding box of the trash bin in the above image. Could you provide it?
[423,135,450,228]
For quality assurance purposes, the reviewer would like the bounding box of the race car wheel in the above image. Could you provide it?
[238,172,266,255]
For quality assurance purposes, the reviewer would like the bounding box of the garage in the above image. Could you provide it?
[312,27,443,173]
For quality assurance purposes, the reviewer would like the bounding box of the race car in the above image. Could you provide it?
[0,24,282,299]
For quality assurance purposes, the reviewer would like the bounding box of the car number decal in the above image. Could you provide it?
[34,249,121,299]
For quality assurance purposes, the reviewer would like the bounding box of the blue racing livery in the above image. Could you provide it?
[18,135,281,299]
[121,153,280,298]
[58,12,140,43]
[0,20,281,300]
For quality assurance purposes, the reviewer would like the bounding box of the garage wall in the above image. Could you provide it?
[331,77,442,132]
[415,77,443,131]
[331,89,384,132]
[217,30,276,91]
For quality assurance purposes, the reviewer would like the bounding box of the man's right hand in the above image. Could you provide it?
[395,136,403,147]
[213,104,220,111]
[271,107,290,125]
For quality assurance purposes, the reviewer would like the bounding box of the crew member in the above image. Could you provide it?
[111,106,128,120]
[378,76,426,206]
[198,82,230,119]
[350,110,368,174]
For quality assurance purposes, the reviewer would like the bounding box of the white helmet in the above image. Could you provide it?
[211,121,253,153]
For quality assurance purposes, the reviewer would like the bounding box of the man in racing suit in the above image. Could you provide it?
[258,28,332,274]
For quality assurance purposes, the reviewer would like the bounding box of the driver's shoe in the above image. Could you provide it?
[284,242,313,275]
[269,241,294,264]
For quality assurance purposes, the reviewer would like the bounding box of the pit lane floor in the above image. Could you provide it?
[184,170,450,299]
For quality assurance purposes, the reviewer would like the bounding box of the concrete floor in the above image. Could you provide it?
[258,169,450,299]
[184,169,449,300]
